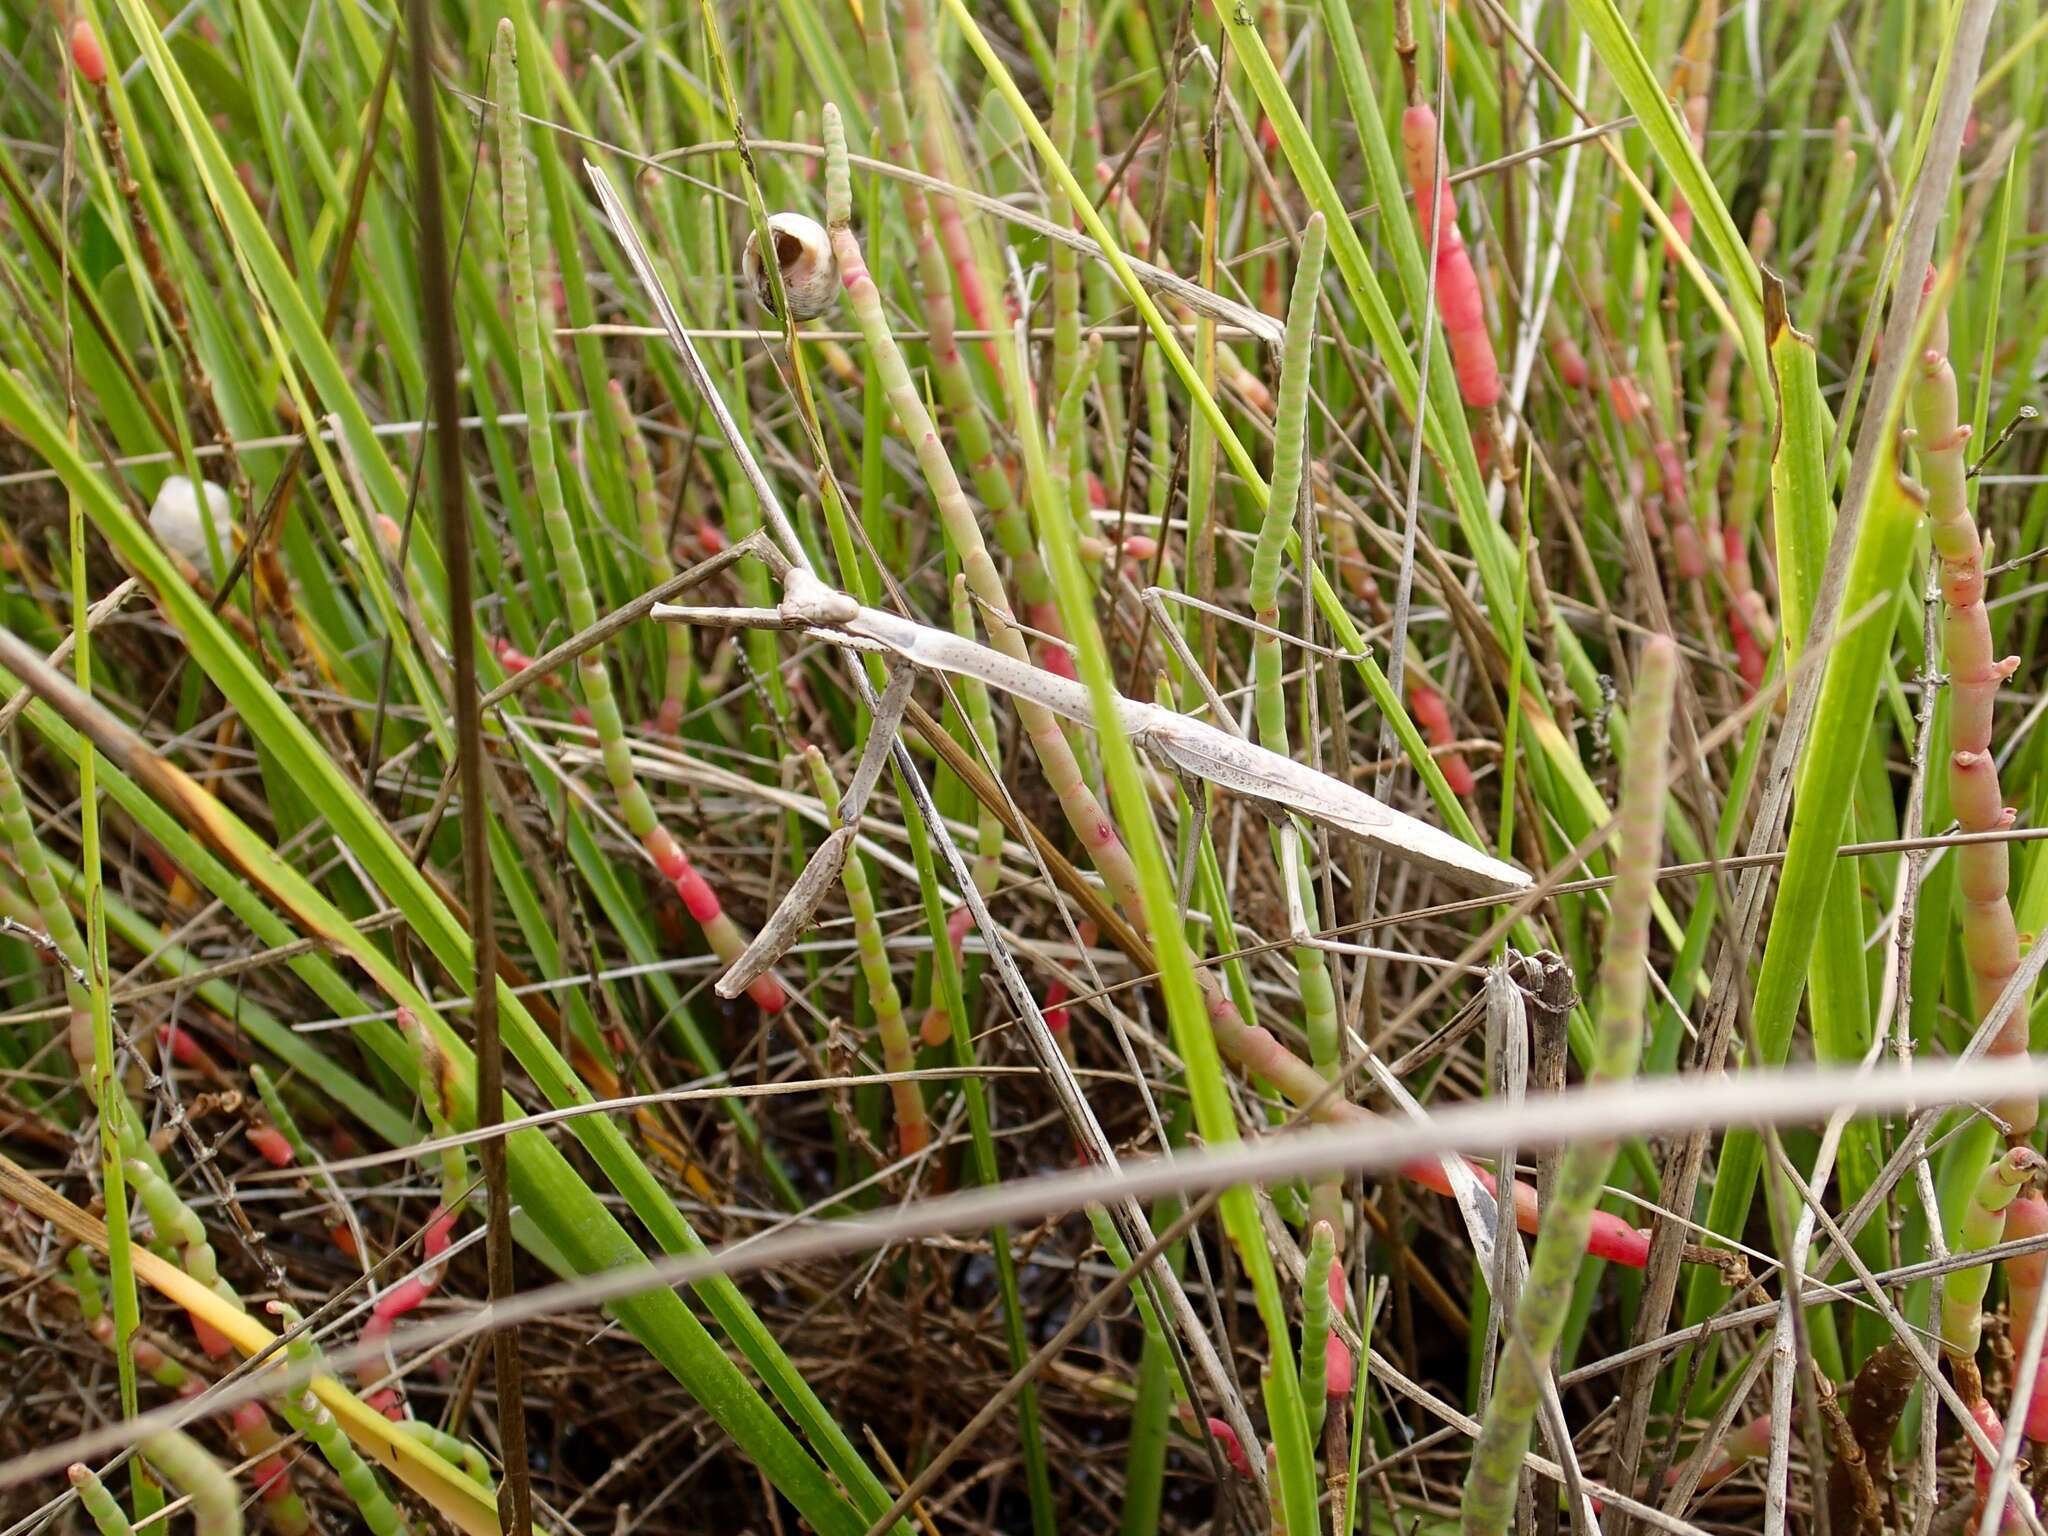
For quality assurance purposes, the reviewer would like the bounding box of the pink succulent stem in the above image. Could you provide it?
[357,1204,458,1418]
[1172,1406,1253,1477]
[2006,1195,2048,1440]
[1668,1413,1773,1492]
[69,18,108,83]
[1400,105,1501,410]
[1550,332,1590,391]
[247,1125,295,1168]
[1911,268,2034,1136]
[231,1401,309,1532]
[1973,1399,2038,1532]
[1324,1254,1355,1397]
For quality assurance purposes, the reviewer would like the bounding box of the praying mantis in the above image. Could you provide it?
[657,556,1532,1003]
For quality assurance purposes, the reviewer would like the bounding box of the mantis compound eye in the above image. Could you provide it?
[742,212,838,320]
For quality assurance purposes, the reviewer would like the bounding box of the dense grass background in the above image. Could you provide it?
[3,0,2048,1531]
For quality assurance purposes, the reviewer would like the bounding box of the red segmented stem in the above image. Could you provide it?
[70,18,107,83]
[1173,1409,1252,1478]
[645,827,786,1012]
[1403,677,1477,797]
[231,1401,309,1529]
[158,1023,216,1071]
[1664,95,1707,256]
[1400,105,1501,410]
[247,1125,295,1168]
[920,905,980,1046]
[358,1204,459,1417]
[1207,1008,1651,1265]
[2005,1196,2048,1439]
[1974,1399,2038,1532]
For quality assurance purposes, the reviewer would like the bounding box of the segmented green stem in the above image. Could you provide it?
[140,1430,242,1536]
[70,1249,197,1394]
[492,21,781,1013]
[0,744,93,1076]
[1943,1146,2042,1363]
[1051,334,1098,550]
[397,1421,495,1491]
[68,1246,104,1324]
[271,1307,411,1536]
[1909,271,2033,1138]
[69,1464,137,1536]
[125,1159,239,1316]
[608,380,692,734]
[126,1159,207,1263]
[1299,1218,1336,1442]
[1248,215,1327,734]
[1245,218,1344,1244]
[803,746,929,1157]
[1460,638,1677,1536]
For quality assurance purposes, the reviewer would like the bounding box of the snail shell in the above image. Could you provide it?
[742,212,838,320]
[149,475,236,579]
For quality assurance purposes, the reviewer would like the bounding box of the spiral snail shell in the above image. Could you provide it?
[742,212,838,320]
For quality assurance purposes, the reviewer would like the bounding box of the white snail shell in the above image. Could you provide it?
[148,475,236,579]
[742,212,838,321]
